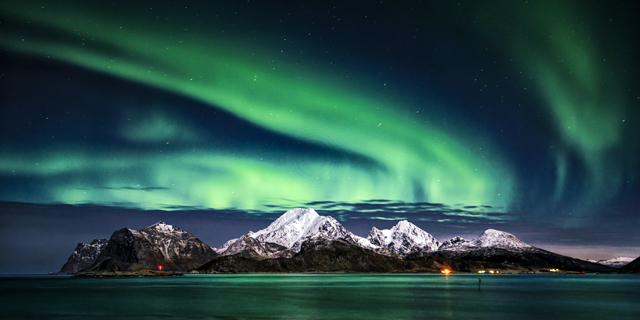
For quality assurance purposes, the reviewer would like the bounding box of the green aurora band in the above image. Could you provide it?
[0,2,513,211]
[1,1,636,218]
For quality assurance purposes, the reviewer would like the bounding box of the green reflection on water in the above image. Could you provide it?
[1,274,639,319]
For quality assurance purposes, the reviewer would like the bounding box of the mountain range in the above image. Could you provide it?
[59,208,637,274]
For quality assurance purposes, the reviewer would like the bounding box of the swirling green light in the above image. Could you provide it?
[467,0,634,216]
[512,1,630,210]
[0,1,515,211]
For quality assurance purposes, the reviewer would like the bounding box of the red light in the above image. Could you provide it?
[158,265,163,271]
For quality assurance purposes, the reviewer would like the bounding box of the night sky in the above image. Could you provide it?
[1,0,639,273]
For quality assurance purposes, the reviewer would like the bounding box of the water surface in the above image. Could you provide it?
[1,274,638,319]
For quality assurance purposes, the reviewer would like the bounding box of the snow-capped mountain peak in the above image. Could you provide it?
[471,229,531,249]
[438,236,468,250]
[367,227,386,247]
[249,208,319,238]
[393,220,412,231]
[144,221,184,234]
[365,220,440,257]
[244,208,357,252]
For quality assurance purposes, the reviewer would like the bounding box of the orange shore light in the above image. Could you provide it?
[441,268,451,275]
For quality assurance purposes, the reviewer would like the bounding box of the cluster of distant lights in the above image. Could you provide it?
[442,269,561,274]
[158,266,565,274]
[477,270,499,274]
[440,269,500,274]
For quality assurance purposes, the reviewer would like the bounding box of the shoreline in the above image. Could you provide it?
[73,270,184,277]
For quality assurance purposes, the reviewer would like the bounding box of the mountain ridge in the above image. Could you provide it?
[59,208,633,274]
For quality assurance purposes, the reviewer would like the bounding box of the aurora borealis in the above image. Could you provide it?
[1,0,639,272]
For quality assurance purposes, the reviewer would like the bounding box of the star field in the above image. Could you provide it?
[0,0,639,273]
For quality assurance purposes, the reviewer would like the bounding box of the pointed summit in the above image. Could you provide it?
[438,236,467,250]
[367,227,386,247]
[85,222,217,273]
[58,238,109,274]
[143,221,187,236]
[250,208,320,239]
[227,208,363,253]
[365,220,440,257]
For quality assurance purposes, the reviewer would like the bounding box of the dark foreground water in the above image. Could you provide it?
[1,273,638,319]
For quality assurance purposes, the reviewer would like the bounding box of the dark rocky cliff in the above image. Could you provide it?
[58,238,108,274]
[81,222,217,273]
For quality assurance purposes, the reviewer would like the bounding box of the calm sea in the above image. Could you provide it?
[1,273,638,319]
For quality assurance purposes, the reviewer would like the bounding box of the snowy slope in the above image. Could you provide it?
[216,209,441,257]
[439,229,531,252]
[438,236,467,250]
[58,238,109,274]
[218,235,293,259]
[140,221,194,261]
[246,208,364,252]
[588,257,634,268]
[365,220,440,257]
[84,221,217,272]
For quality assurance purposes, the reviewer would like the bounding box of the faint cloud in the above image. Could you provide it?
[300,199,517,224]
[95,186,170,191]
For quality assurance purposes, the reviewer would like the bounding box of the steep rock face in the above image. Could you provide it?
[367,227,386,247]
[84,222,217,272]
[87,227,163,272]
[198,238,420,273]
[365,220,440,257]
[138,222,218,269]
[58,239,108,274]
[289,238,418,272]
[438,236,467,250]
[220,235,293,260]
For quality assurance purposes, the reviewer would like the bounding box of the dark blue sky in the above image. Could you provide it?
[1,0,639,273]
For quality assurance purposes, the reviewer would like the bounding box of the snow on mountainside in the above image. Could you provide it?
[84,221,217,272]
[613,256,640,273]
[439,229,531,252]
[248,208,362,252]
[216,209,443,258]
[438,236,467,250]
[58,238,109,274]
[214,208,620,269]
[219,235,293,260]
[471,229,532,249]
[217,208,369,254]
[139,221,194,261]
[366,220,440,257]
[588,257,634,268]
